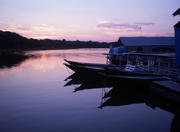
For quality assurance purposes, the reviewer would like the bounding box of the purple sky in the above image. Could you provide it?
[0,0,179,42]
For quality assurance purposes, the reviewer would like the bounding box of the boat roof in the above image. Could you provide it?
[120,37,174,46]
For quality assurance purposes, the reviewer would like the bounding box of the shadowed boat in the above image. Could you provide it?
[64,59,166,81]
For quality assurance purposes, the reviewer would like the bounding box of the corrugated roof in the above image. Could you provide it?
[120,37,175,46]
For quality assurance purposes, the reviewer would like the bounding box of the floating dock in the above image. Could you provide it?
[151,80,180,103]
[153,80,180,94]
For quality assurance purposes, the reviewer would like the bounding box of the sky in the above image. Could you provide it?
[0,0,179,42]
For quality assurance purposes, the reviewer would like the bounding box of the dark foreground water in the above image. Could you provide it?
[0,49,179,132]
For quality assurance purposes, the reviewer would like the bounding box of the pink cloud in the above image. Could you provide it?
[0,22,63,39]
[0,21,9,30]
[135,22,155,26]
[97,22,156,32]
[16,27,31,31]
[103,31,174,37]
[0,21,173,42]
[97,23,141,32]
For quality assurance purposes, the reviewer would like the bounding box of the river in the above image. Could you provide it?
[0,49,176,132]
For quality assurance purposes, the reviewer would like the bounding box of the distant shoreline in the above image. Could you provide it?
[0,30,174,51]
[0,30,111,52]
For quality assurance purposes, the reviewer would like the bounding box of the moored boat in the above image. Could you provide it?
[64,58,167,81]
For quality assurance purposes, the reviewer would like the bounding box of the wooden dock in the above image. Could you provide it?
[153,80,180,94]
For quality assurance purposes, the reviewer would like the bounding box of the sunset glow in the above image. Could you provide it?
[0,0,179,42]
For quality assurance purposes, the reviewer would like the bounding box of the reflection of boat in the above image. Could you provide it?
[65,72,180,131]
[65,72,180,111]
[99,86,146,108]
[99,86,180,115]
[64,72,112,92]
[64,71,151,93]
[99,86,180,132]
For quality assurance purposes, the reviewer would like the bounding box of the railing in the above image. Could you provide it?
[104,52,178,77]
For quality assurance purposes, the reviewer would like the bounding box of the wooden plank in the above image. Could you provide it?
[153,80,180,94]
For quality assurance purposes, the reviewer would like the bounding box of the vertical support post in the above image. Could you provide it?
[119,55,121,67]
[174,23,180,80]
[158,57,161,74]
[127,54,129,64]
[168,59,170,76]
[106,55,108,64]
[148,56,150,72]
[136,55,138,66]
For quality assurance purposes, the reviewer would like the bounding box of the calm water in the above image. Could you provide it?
[0,49,178,132]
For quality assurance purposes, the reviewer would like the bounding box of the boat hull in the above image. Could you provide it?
[64,59,166,81]
[64,63,104,75]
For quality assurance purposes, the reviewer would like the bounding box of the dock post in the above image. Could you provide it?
[158,57,161,74]
[175,26,180,80]
[106,54,108,64]
[119,56,122,67]
[127,54,129,64]
[148,56,150,72]
[136,56,138,66]
[168,60,170,76]
[173,8,180,81]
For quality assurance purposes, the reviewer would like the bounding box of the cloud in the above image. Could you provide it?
[16,27,31,31]
[0,22,63,39]
[135,22,155,26]
[97,23,141,32]
[162,32,174,36]
[102,31,174,37]
[0,22,98,40]
[0,21,10,30]
[97,21,156,32]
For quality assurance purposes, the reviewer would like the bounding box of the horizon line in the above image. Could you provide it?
[1,29,174,43]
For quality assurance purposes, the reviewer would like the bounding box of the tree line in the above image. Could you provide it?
[0,30,112,51]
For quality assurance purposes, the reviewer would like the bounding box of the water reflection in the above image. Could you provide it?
[64,73,108,92]
[0,49,108,70]
[0,53,33,69]
[65,72,180,132]
[0,49,179,132]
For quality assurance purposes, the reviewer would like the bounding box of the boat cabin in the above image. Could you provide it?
[105,52,178,78]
